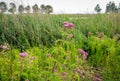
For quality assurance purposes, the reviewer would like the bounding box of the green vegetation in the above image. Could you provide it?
[105,1,120,13]
[94,4,102,13]
[0,13,120,81]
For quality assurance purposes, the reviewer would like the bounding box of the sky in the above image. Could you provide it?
[0,0,120,14]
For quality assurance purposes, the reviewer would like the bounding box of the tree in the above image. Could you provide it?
[94,4,101,13]
[105,1,118,13]
[111,1,118,13]
[40,4,46,13]
[8,2,16,14]
[114,6,118,13]
[0,2,7,13]
[25,5,31,13]
[18,5,24,14]
[117,3,120,13]
[106,3,110,13]
[32,4,39,13]
[45,5,53,14]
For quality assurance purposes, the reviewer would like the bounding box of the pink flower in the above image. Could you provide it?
[64,24,69,28]
[63,22,74,28]
[78,49,88,55]
[93,76,102,81]
[78,49,88,61]
[25,79,29,81]
[62,72,68,76]
[20,52,28,57]
[63,22,69,25]
[69,23,74,28]
[63,22,69,28]
[83,54,87,60]
[52,69,57,73]
[47,54,51,58]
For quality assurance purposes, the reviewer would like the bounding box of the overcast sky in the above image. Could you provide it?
[0,0,120,14]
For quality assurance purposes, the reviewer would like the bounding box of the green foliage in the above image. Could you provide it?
[106,1,119,13]
[45,5,53,14]
[40,4,46,13]
[0,14,120,81]
[0,2,7,13]
[94,4,101,13]
[25,5,31,13]
[40,4,53,14]
[18,5,24,14]
[32,4,39,13]
[8,2,16,14]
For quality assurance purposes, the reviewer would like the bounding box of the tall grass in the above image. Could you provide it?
[0,13,120,47]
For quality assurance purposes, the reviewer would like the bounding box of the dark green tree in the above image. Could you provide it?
[94,4,101,13]
[106,3,110,13]
[114,6,118,13]
[111,1,116,12]
[18,5,24,14]
[118,3,120,13]
[45,5,53,14]
[8,2,16,14]
[105,1,118,13]
[0,2,7,13]
[32,4,39,13]
[40,4,46,13]
[25,5,31,13]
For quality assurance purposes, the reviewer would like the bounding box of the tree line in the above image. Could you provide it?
[0,1,53,14]
[1,1,120,14]
[95,1,120,13]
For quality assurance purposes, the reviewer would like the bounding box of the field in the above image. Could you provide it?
[0,13,120,81]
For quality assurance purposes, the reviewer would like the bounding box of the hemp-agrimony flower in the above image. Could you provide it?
[78,49,88,61]
[20,52,28,57]
[63,22,74,28]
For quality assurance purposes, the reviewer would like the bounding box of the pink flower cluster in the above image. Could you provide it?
[63,22,74,28]
[47,54,51,58]
[61,72,68,76]
[78,49,88,61]
[20,52,28,57]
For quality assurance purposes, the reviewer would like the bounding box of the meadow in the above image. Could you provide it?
[0,13,120,81]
